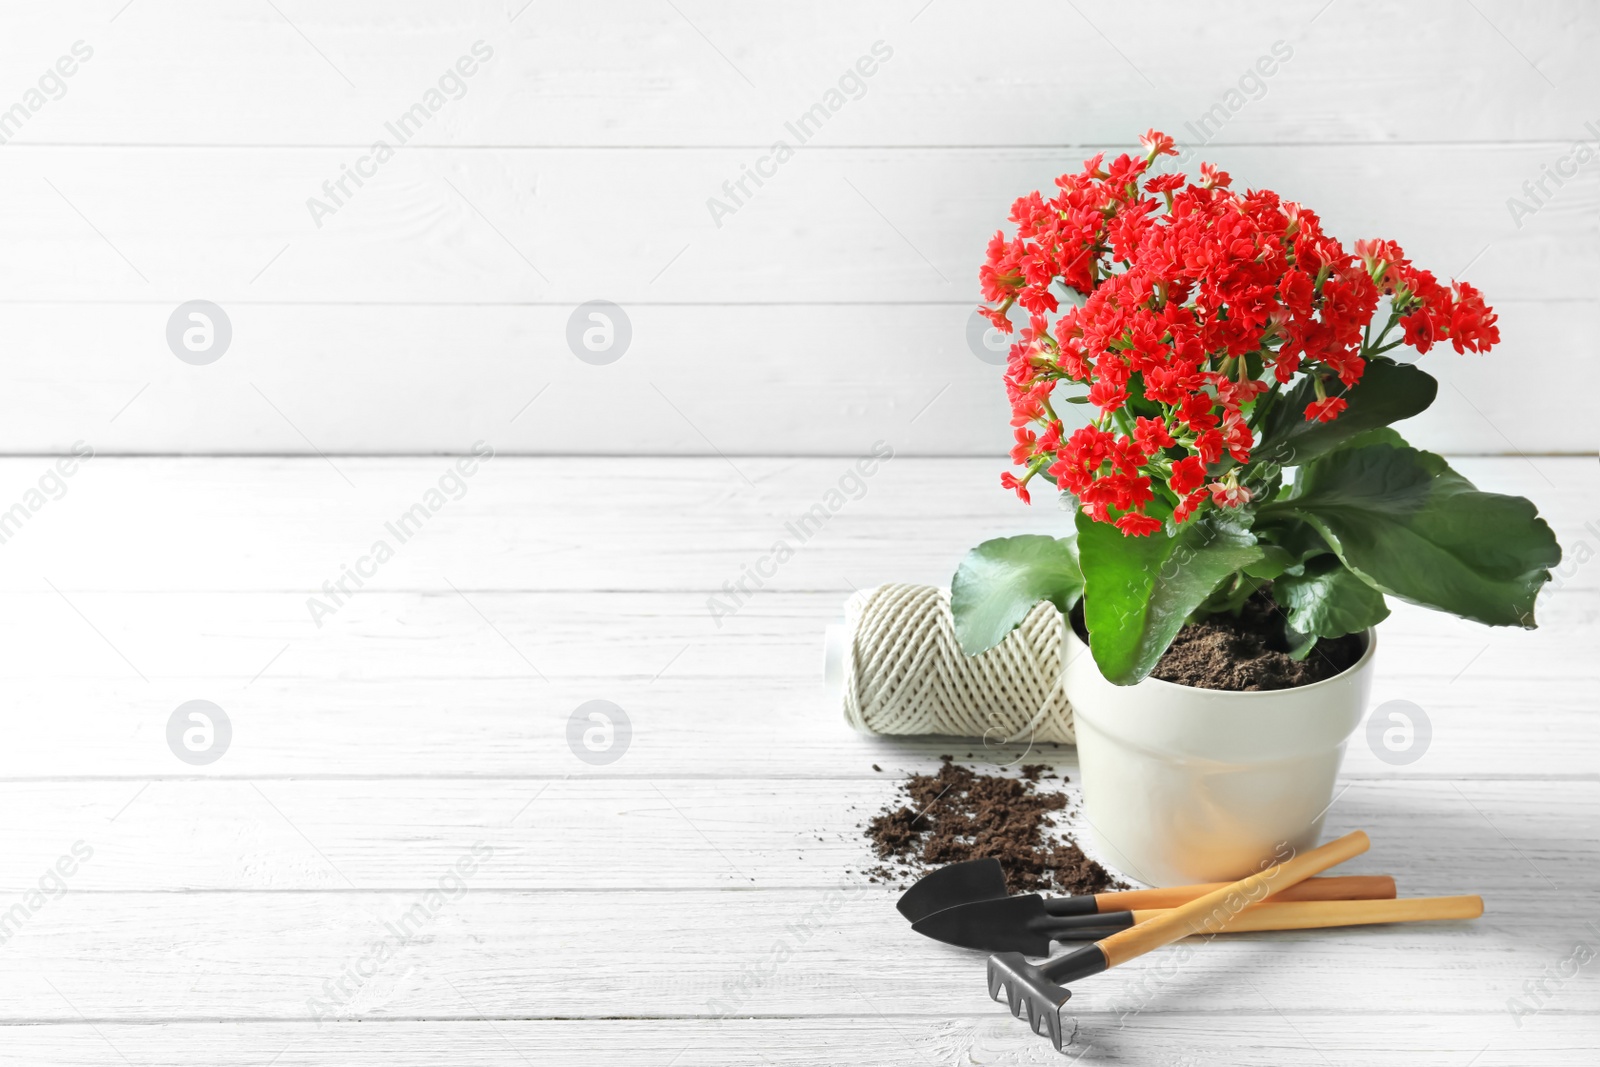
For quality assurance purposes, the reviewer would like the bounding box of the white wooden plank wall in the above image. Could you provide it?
[0,0,1595,454]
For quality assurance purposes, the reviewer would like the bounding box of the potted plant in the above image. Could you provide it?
[951,131,1562,885]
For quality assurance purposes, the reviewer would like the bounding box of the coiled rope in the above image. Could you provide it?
[839,583,1075,744]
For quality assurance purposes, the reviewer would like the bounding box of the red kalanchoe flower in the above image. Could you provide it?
[1133,416,1176,455]
[1145,172,1186,195]
[981,132,1499,535]
[1401,310,1435,353]
[999,471,1030,504]
[1110,435,1149,474]
[1085,375,1129,412]
[1199,162,1231,189]
[1305,396,1348,422]
[1139,129,1178,159]
[1173,487,1210,523]
[1115,512,1163,537]
[1168,455,1207,496]
[1176,393,1220,434]
[1222,416,1254,463]
[1009,426,1038,465]
[1448,282,1499,353]
[1210,481,1253,508]
[1086,472,1154,512]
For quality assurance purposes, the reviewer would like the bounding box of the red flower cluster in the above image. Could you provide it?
[982,131,1499,535]
[1353,239,1500,356]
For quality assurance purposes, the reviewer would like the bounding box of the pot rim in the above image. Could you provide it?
[1065,622,1379,697]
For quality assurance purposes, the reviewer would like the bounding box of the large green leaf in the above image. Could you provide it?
[1273,555,1391,640]
[1255,358,1438,467]
[1254,515,1331,571]
[1076,513,1266,685]
[1267,443,1561,627]
[950,535,1082,656]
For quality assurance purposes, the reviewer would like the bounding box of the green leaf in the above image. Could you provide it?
[1254,516,1331,572]
[1336,426,1409,452]
[1283,625,1319,662]
[950,535,1083,656]
[1273,555,1391,640]
[1242,544,1296,581]
[1269,443,1561,628]
[1255,358,1438,467]
[1076,513,1266,685]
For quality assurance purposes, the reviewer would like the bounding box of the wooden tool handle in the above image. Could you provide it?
[1126,894,1483,932]
[1097,830,1370,968]
[1100,874,1395,911]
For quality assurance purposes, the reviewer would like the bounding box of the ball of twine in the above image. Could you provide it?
[840,583,1074,744]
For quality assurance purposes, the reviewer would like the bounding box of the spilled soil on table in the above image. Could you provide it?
[859,757,1125,894]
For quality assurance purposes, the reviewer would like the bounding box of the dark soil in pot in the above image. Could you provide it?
[1075,591,1366,692]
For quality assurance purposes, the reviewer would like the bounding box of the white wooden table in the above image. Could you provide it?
[0,454,1594,1065]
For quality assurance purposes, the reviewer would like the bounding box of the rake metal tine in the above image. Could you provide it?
[986,952,1074,1050]
[983,831,1374,1054]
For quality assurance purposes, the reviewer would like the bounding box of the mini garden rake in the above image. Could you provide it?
[987,830,1371,1051]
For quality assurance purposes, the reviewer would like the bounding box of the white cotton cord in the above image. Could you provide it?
[834,583,1075,744]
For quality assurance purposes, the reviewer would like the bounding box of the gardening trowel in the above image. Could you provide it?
[916,890,1483,955]
[896,855,1395,924]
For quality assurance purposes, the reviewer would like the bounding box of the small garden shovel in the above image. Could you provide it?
[919,890,1481,955]
[896,855,1393,924]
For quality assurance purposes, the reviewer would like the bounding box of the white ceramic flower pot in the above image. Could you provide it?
[1064,626,1376,887]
